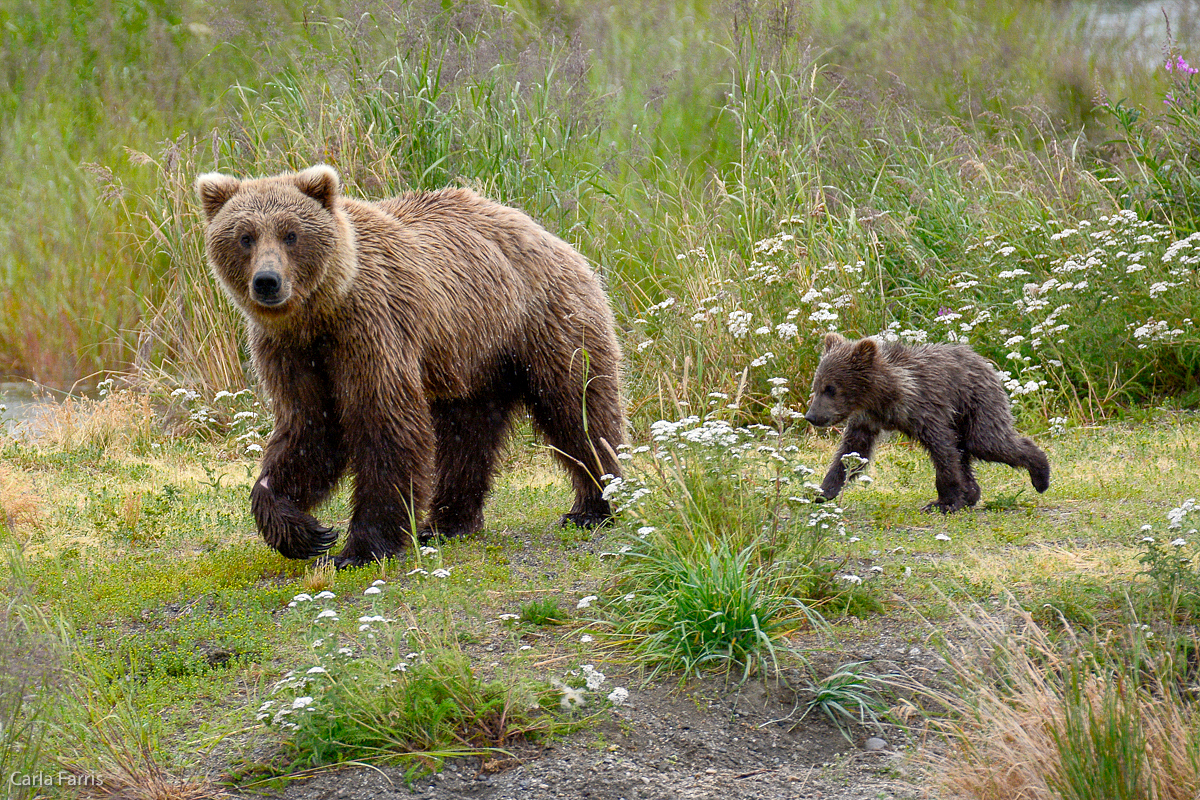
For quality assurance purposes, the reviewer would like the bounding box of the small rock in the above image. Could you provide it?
[865,737,888,751]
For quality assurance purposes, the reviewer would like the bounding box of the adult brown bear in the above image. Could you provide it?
[196,165,625,568]
[804,333,1049,512]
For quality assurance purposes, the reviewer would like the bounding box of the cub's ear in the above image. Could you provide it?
[195,172,241,222]
[294,164,341,212]
[823,332,847,353]
[851,337,878,363]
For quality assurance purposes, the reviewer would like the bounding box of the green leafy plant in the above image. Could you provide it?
[519,597,567,626]
[604,415,854,679]
[1136,498,1200,621]
[261,590,559,774]
[802,661,885,738]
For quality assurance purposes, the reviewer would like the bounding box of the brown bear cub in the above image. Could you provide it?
[197,165,625,568]
[804,333,1049,512]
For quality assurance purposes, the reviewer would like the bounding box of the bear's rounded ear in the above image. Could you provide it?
[294,165,341,212]
[823,332,846,353]
[851,337,878,363]
[195,172,241,222]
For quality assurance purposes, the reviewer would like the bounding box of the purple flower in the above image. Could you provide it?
[1167,55,1199,76]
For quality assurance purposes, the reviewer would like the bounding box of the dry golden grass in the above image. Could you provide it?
[0,463,41,534]
[301,559,338,594]
[76,764,230,800]
[33,389,156,453]
[919,601,1200,800]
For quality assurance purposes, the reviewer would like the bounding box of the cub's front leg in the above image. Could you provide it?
[818,419,880,501]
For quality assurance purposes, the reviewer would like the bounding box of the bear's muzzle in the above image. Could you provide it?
[251,268,287,307]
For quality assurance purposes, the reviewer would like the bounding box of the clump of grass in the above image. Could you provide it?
[54,661,232,800]
[0,464,42,534]
[798,661,886,739]
[604,414,860,679]
[32,379,158,455]
[0,568,65,797]
[261,587,559,775]
[519,597,567,626]
[300,560,338,596]
[921,601,1200,799]
[612,535,807,681]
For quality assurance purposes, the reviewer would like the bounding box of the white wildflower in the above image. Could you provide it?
[607,687,630,706]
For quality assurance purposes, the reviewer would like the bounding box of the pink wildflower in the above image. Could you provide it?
[1167,55,1199,76]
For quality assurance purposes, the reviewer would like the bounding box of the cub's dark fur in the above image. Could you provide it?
[804,333,1049,512]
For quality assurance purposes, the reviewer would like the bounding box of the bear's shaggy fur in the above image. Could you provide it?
[804,333,1049,512]
[197,165,625,568]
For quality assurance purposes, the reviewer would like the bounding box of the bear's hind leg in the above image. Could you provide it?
[422,387,520,543]
[921,433,971,513]
[966,425,1051,495]
[527,355,624,529]
[961,451,981,507]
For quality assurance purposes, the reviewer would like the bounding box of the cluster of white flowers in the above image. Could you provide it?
[1000,371,1047,397]
[650,416,746,450]
[553,665,630,710]
[1161,231,1200,265]
[1129,317,1191,348]
[727,309,753,338]
[752,232,796,255]
[1167,498,1197,534]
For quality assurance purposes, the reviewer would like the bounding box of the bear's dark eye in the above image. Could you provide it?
[822,385,835,397]
[239,233,254,249]
[283,231,297,246]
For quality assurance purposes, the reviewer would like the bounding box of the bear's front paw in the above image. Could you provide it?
[417,524,476,545]
[274,521,339,560]
[921,499,966,514]
[419,513,485,544]
[331,546,396,570]
[561,509,613,529]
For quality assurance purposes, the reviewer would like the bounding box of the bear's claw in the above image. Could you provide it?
[275,524,339,561]
[560,509,612,529]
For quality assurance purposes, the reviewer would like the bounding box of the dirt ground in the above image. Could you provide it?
[235,634,941,800]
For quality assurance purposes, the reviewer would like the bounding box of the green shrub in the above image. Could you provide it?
[262,588,558,773]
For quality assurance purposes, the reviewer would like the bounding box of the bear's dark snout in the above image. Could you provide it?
[252,270,285,305]
[804,407,832,427]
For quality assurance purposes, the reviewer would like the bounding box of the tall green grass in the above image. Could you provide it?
[3,0,1197,418]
